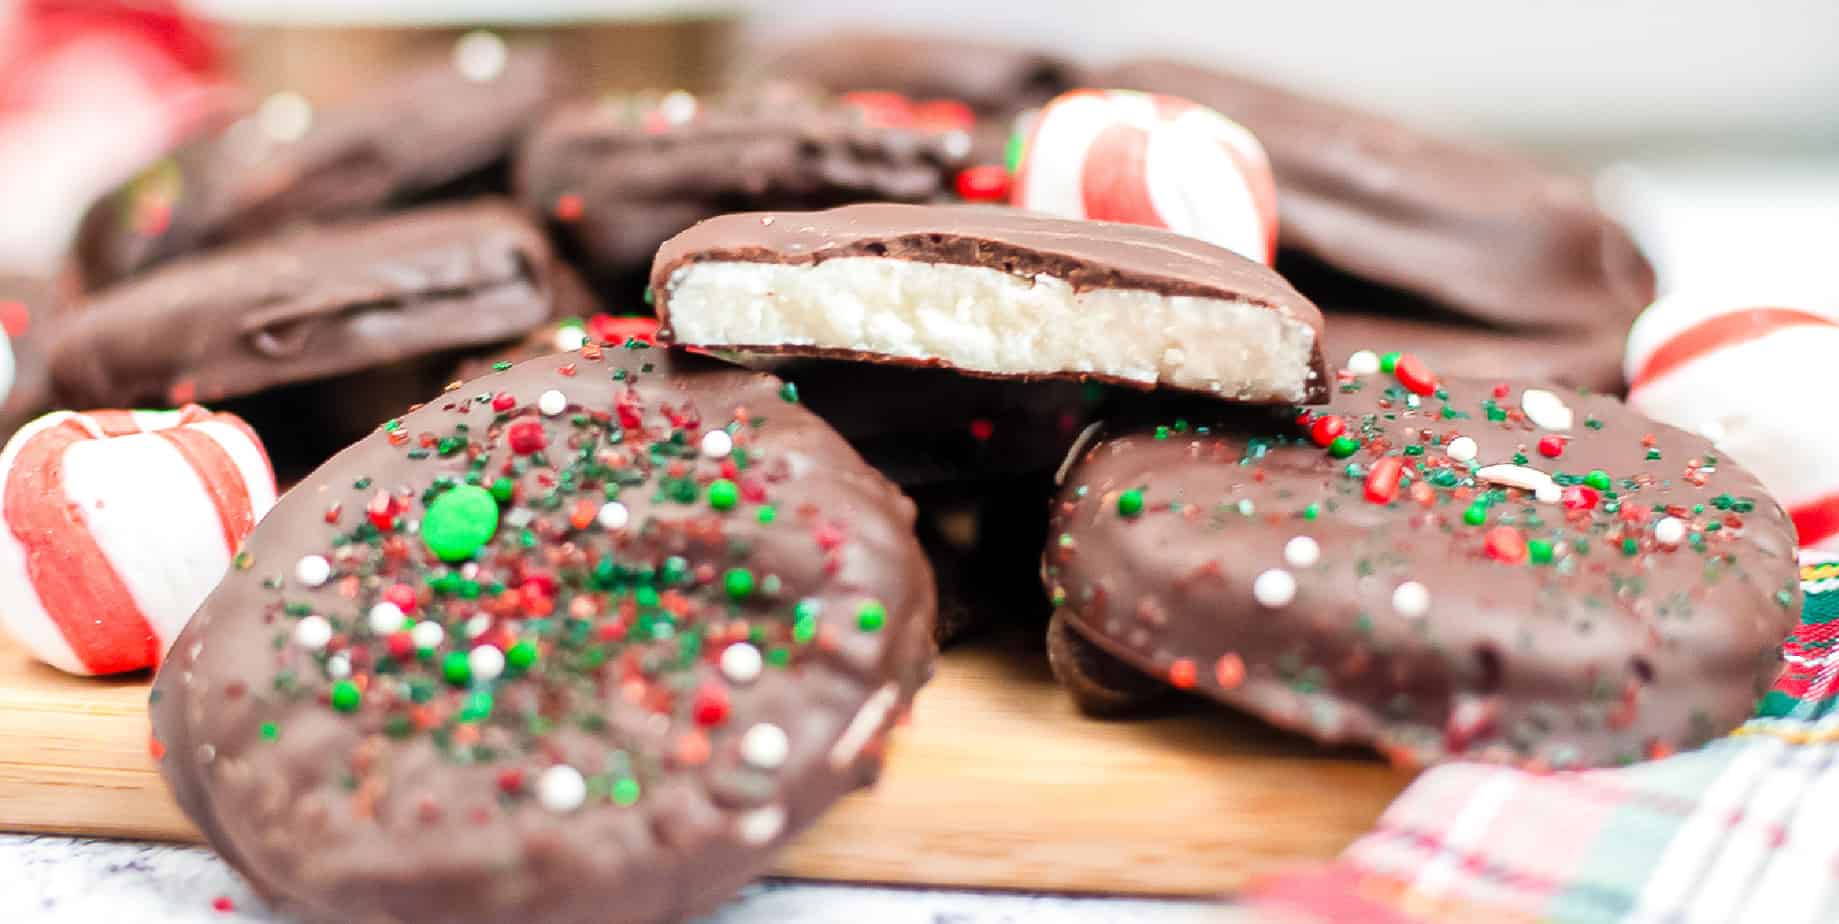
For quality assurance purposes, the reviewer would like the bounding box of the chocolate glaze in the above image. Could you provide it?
[152,347,937,924]
[652,203,1329,402]
[1321,312,1627,394]
[1045,372,1800,768]
[747,32,1074,120]
[1,275,56,441]
[1090,59,1656,334]
[515,88,969,289]
[72,45,574,291]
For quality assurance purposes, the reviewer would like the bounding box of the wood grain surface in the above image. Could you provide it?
[0,629,1412,895]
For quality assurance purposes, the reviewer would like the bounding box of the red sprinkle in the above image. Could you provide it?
[692,684,730,726]
[1309,414,1347,447]
[969,418,995,441]
[387,631,416,660]
[1167,658,1198,690]
[1294,410,1316,428]
[149,735,165,761]
[366,490,398,530]
[955,164,1012,203]
[491,392,516,413]
[1491,383,1511,399]
[1561,485,1601,511]
[0,300,30,338]
[553,193,584,222]
[383,583,418,613]
[507,419,547,455]
[1363,456,1404,505]
[1484,526,1527,564]
[914,98,977,131]
[587,314,659,346]
[841,90,914,126]
[211,897,235,913]
[1537,435,1566,458]
[1395,353,1437,395]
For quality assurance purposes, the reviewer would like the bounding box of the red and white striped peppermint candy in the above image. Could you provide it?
[1011,89,1278,264]
[0,405,276,675]
[1625,294,1839,550]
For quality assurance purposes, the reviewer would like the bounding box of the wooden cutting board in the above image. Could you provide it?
[0,629,1412,896]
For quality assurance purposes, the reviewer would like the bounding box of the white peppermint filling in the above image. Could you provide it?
[665,258,1319,402]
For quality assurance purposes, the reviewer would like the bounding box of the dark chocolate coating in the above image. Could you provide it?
[1091,59,1656,334]
[911,476,1057,645]
[1046,610,1170,716]
[749,32,1074,120]
[1,275,56,442]
[1321,312,1627,394]
[514,89,969,287]
[72,45,574,291]
[151,347,937,924]
[1045,372,1800,768]
[652,203,1329,403]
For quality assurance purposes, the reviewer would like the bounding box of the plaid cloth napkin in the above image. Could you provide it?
[1244,554,1839,924]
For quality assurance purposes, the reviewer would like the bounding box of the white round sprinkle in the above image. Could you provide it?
[659,89,698,125]
[553,325,589,352]
[293,615,332,650]
[410,620,445,651]
[469,645,506,683]
[1345,350,1381,375]
[721,642,764,685]
[367,601,405,635]
[1392,581,1431,617]
[257,91,313,142]
[537,764,587,813]
[740,723,790,771]
[941,130,974,160]
[452,29,508,83]
[325,652,351,680]
[1446,436,1478,463]
[701,429,734,459]
[597,501,630,531]
[1655,516,1687,547]
[1535,483,1563,505]
[1284,536,1321,568]
[1252,569,1297,608]
[465,613,493,639]
[294,555,331,588]
[1520,388,1574,432]
[1476,463,1556,495]
[736,805,786,845]
[538,389,568,417]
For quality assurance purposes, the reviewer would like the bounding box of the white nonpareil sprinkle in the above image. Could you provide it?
[736,805,786,845]
[1476,463,1556,495]
[367,601,405,635]
[1345,350,1381,375]
[721,642,763,684]
[465,613,493,639]
[257,91,312,143]
[1283,536,1321,568]
[1446,436,1478,463]
[294,555,331,588]
[538,389,568,417]
[469,645,506,683]
[538,765,587,813]
[701,428,734,459]
[659,89,698,125]
[410,620,445,651]
[740,723,790,771]
[293,615,332,650]
[452,29,508,82]
[1655,516,1688,547]
[325,652,351,680]
[1252,569,1297,608]
[554,325,589,352]
[1392,581,1431,617]
[597,501,630,531]
[1521,388,1574,432]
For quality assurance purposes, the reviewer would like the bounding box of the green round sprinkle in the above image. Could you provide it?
[330,680,361,713]
[1302,503,1320,520]
[660,555,690,585]
[421,485,500,563]
[612,777,641,806]
[1528,538,1555,564]
[1379,351,1401,373]
[1621,537,1640,556]
[756,505,777,524]
[766,646,792,667]
[1462,505,1487,526]
[724,568,756,600]
[1154,426,1170,440]
[779,382,800,403]
[1328,436,1360,458]
[442,651,472,686]
[708,479,740,510]
[489,477,515,503]
[259,721,280,742]
[459,691,494,723]
[856,600,887,632]
[636,586,661,608]
[1584,469,1613,491]
[506,640,538,670]
[1117,489,1145,517]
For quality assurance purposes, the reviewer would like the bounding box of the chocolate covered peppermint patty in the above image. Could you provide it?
[515,88,970,287]
[1045,363,1799,768]
[53,201,579,469]
[72,43,574,291]
[152,346,936,924]
[653,203,1328,404]
[1089,59,1656,335]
